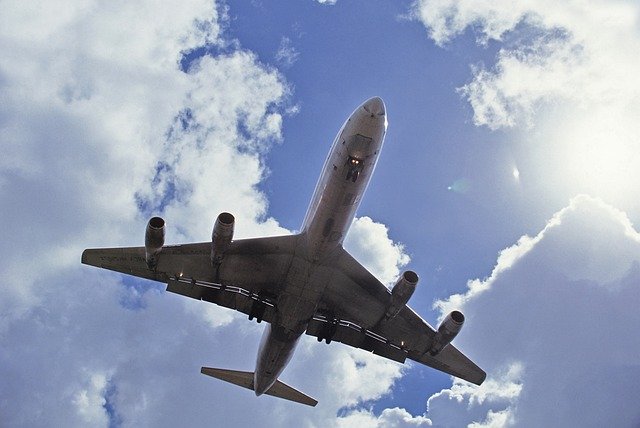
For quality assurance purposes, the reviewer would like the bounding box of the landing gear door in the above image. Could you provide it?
[345,134,372,182]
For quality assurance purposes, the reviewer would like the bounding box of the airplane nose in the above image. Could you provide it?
[362,96,385,117]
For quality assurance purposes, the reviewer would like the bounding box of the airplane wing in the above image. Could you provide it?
[81,234,299,324]
[83,236,485,384]
[306,247,486,385]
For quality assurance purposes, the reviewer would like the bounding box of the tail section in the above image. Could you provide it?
[201,367,318,407]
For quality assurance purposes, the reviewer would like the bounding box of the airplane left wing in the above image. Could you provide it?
[82,235,298,324]
[307,247,486,385]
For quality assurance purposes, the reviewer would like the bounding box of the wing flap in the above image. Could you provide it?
[167,278,277,324]
[305,316,407,363]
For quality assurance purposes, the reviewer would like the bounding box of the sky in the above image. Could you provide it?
[1,0,639,426]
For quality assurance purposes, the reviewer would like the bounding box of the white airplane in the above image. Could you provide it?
[82,97,485,407]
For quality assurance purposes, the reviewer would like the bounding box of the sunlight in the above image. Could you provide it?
[552,109,640,204]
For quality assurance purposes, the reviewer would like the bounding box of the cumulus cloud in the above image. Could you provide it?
[0,2,413,426]
[72,372,111,426]
[349,195,640,426]
[337,407,432,427]
[423,195,640,426]
[0,0,286,316]
[406,3,640,425]
[344,216,411,286]
[411,0,640,129]
[412,0,640,236]
[136,50,291,242]
[0,0,215,325]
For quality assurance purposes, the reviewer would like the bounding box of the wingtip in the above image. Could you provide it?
[475,370,487,386]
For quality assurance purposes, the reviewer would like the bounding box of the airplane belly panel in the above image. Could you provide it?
[275,246,340,333]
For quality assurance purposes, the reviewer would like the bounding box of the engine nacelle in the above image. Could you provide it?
[211,212,235,265]
[145,216,165,269]
[385,270,419,319]
[428,310,465,356]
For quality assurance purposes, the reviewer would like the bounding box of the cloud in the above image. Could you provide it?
[0,2,414,426]
[412,0,640,227]
[0,0,222,325]
[0,0,288,319]
[412,0,640,128]
[425,364,522,427]
[344,216,411,286]
[275,37,300,68]
[347,195,640,426]
[422,195,640,426]
[338,407,432,427]
[136,50,291,242]
[407,3,640,424]
[72,372,111,426]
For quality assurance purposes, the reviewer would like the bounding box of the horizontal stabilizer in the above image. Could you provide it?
[201,367,318,407]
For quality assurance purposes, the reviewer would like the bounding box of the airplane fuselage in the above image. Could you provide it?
[254,97,388,395]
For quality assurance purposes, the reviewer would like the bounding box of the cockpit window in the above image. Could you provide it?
[346,134,372,158]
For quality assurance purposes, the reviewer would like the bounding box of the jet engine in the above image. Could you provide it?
[211,212,235,265]
[145,216,165,269]
[385,270,419,319]
[427,310,465,356]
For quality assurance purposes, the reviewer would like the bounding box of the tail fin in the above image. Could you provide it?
[201,367,318,407]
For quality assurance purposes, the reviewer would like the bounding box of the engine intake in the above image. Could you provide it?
[385,270,419,319]
[428,310,465,356]
[145,216,165,269]
[211,212,235,265]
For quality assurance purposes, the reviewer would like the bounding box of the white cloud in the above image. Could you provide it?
[338,407,432,427]
[0,2,414,426]
[1,0,219,324]
[412,0,640,227]
[408,3,640,424]
[137,50,291,242]
[275,37,300,68]
[425,364,522,427]
[421,195,640,426]
[413,0,640,128]
[352,195,640,426]
[344,216,411,286]
[72,372,111,426]
[0,0,288,320]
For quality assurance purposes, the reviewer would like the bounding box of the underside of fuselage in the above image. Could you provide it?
[252,97,388,397]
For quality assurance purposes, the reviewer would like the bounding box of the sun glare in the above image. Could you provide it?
[551,111,639,204]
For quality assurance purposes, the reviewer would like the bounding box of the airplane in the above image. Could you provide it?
[82,97,486,407]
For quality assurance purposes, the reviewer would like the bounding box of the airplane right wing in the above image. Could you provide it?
[306,247,486,385]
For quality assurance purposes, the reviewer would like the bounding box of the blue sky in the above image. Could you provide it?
[233,1,530,295]
[1,0,640,426]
